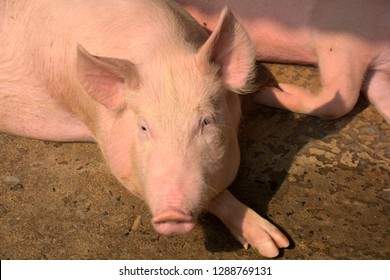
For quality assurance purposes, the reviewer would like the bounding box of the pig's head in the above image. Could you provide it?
[76,8,256,235]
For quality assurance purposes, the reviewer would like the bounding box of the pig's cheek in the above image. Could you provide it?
[120,170,142,200]
[124,183,144,200]
[204,144,230,189]
[124,142,149,200]
[214,134,240,191]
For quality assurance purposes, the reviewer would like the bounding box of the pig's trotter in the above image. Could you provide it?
[254,84,316,116]
[209,190,289,258]
[254,81,361,120]
[254,43,370,120]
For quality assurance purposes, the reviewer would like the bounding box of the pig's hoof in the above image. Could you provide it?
[152,209,195,235]
[238,208,290,258]
[209,190,289,258]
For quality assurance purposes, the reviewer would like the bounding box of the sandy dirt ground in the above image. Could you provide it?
[1,63,389,260]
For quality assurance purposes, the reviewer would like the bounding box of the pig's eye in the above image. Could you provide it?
[138,119,150,136]
[200,117,213,132]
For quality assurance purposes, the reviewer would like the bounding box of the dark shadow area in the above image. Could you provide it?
[202,62,370,255]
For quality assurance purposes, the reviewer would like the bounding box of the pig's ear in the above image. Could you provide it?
[196,7,256,94]
[76,45,139,111]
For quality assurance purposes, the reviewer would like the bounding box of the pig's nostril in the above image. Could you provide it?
[152,209,195,235]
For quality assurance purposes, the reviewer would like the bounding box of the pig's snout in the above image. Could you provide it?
[152,209,195,235]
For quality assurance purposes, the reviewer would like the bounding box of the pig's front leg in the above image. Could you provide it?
[209,190,290,258]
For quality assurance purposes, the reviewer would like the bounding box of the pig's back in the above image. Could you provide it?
[0,0,207,141]
[2,0,203,60]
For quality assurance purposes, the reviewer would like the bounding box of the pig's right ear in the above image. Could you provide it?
[76,45,139,111]
[196,7,256,94]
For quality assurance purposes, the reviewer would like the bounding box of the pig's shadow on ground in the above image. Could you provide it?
[199,63,369,255]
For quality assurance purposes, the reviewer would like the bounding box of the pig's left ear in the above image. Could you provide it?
[76,45,139,111]
[196,7,256,94]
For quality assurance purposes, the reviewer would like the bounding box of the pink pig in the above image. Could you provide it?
[0,0,289,257]
[177,0,390,123]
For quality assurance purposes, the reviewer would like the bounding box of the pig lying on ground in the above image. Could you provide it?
[0,0,289,257]
[176,0,390,124]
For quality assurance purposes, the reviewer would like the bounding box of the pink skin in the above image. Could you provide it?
[176,0,390,124]
[0,0,288,258]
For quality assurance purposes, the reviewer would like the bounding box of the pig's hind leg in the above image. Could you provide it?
[209,190,289,258]
[254,42,367,120]
[363,70,390,124]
